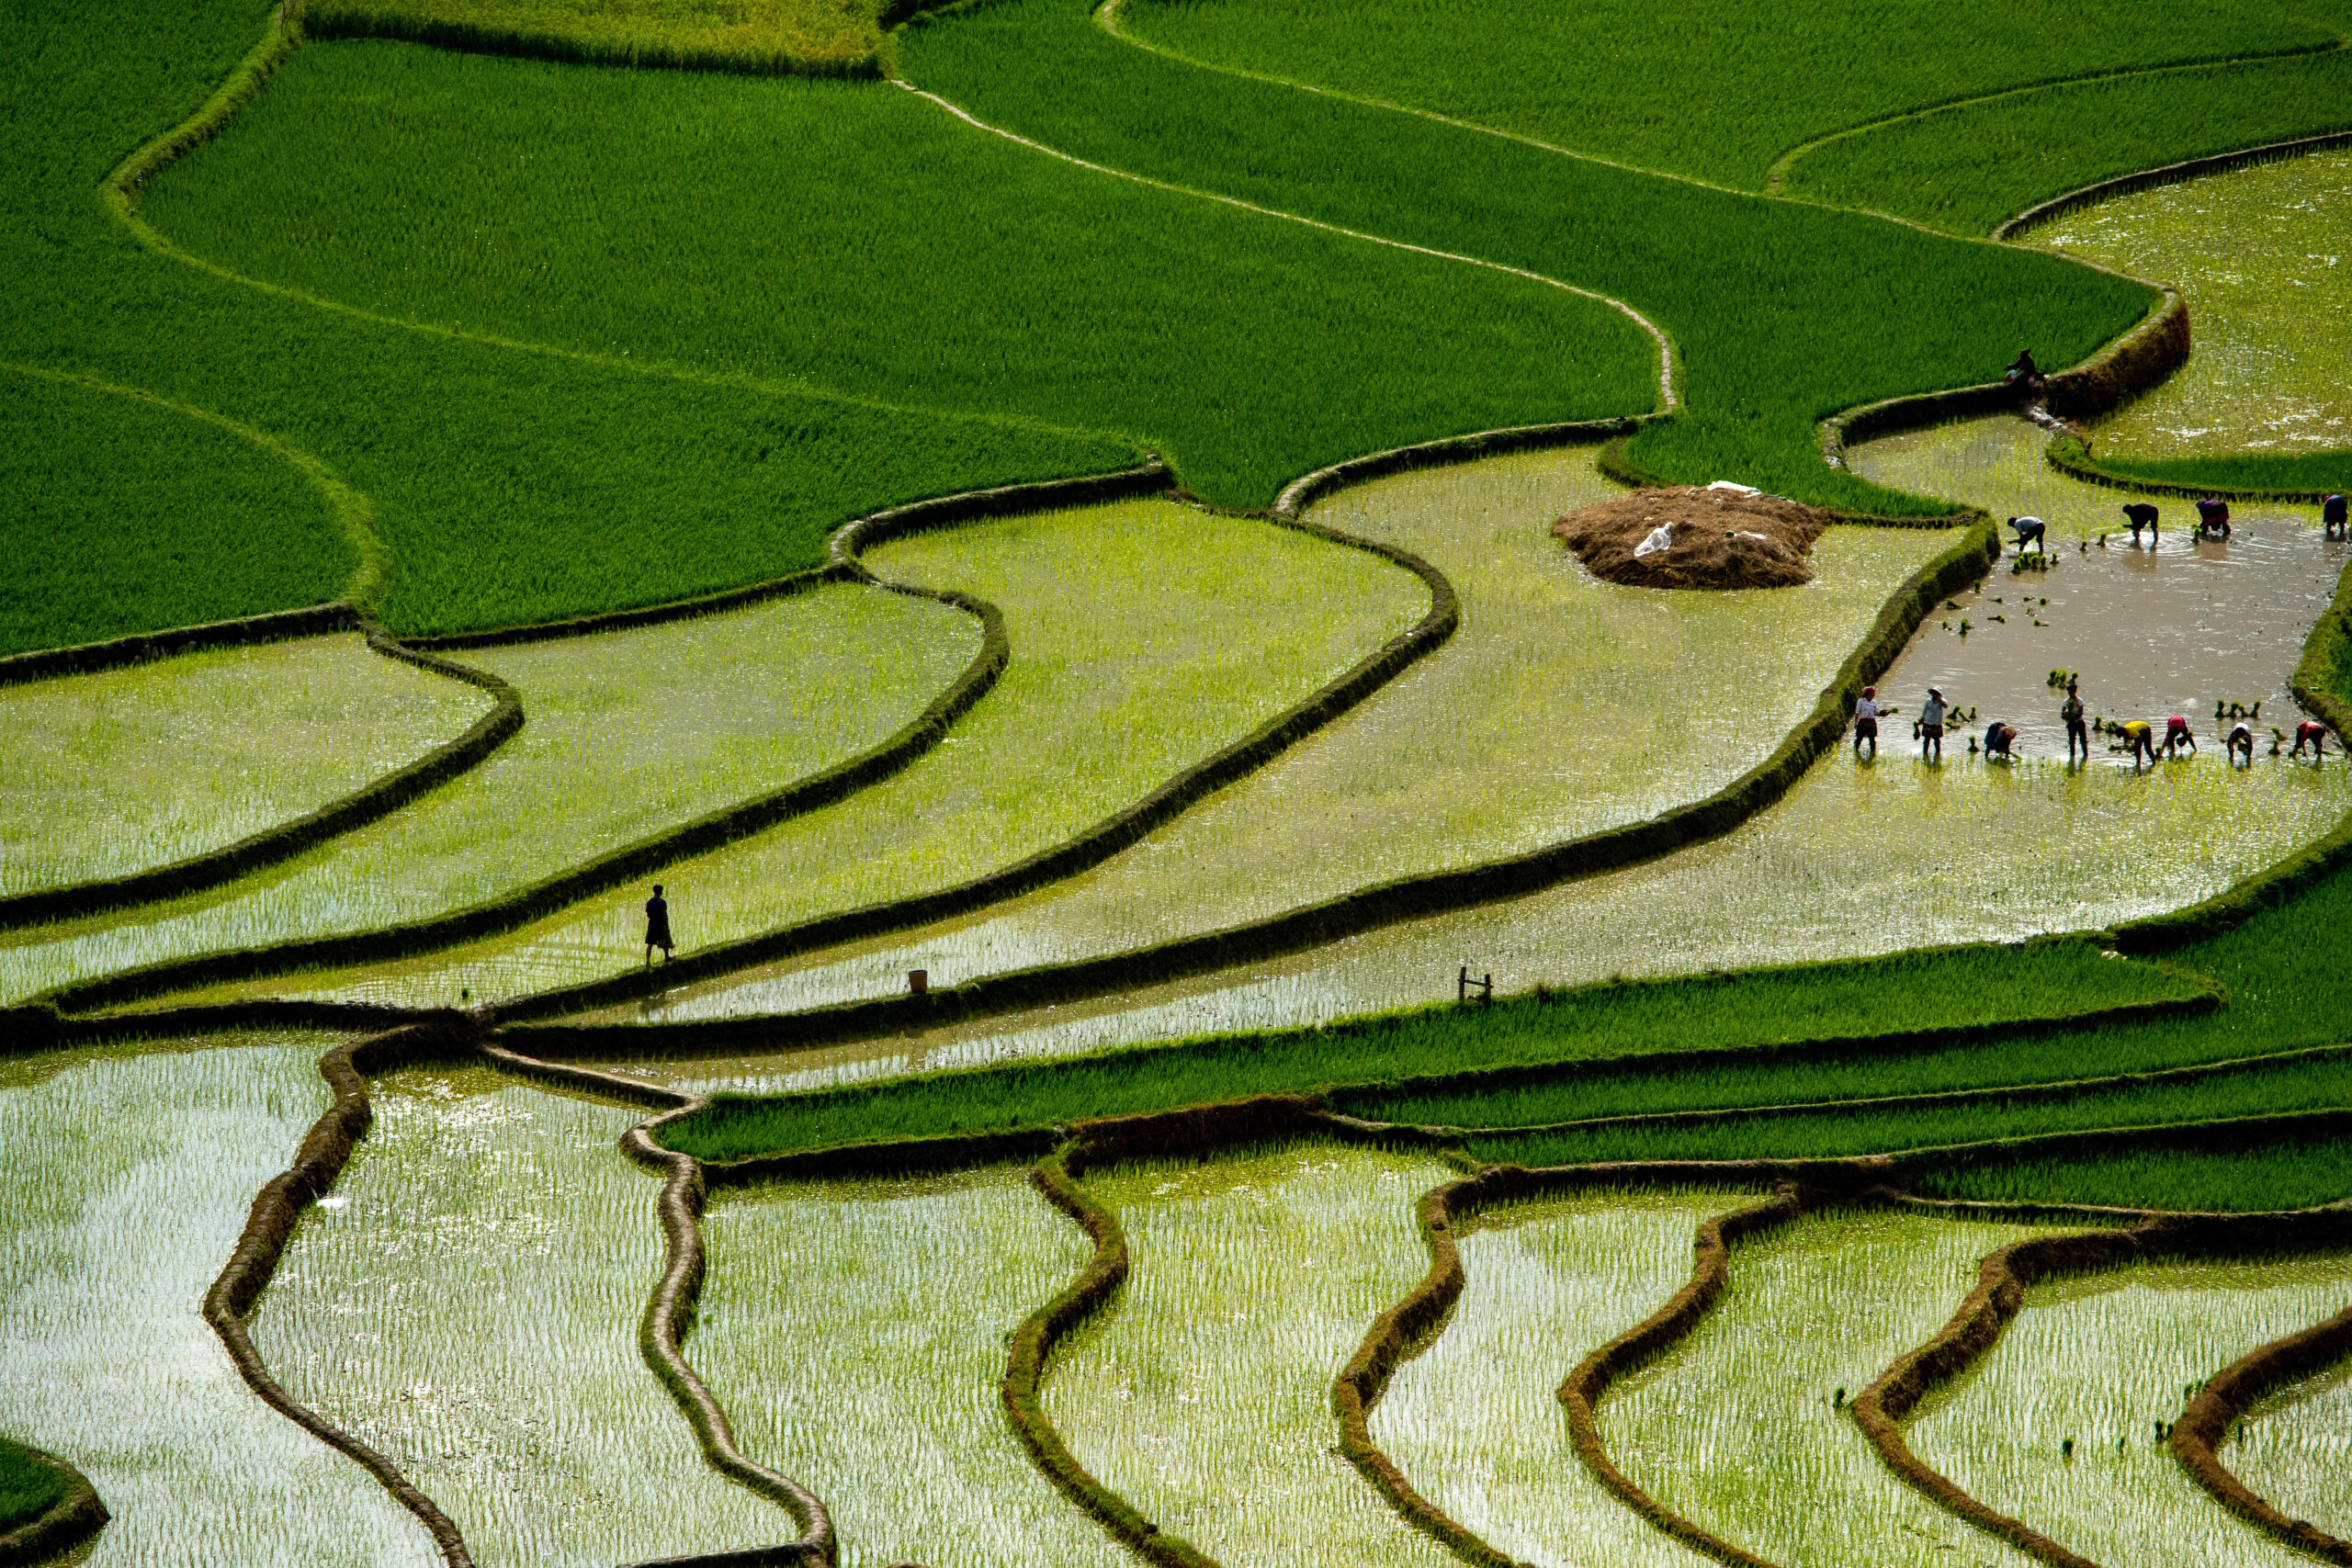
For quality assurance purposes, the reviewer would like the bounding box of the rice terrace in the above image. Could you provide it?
[23,0,2352,1563]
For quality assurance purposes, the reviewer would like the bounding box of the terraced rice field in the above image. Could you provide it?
[637,449,1949,1020]
[2230,1344,2352,1540]
[2042,149,2352,463]
[0,1034,435,1566]
[1,635,490,896]
[251,1066,781,1565]
[791,413,2350,1066]
[1043,1145,1459,1568]
[694,1168,1123,1568]
[1370,1189,1753,1568]
[1906,1251,2352,1567]
[179,499,1424,1009]
[1600,1208,2066,1568]
[0,581,971,1000]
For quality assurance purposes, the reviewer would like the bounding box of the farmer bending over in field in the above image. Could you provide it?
[2163,716,2197,759]
[1984,720,2018,761]
[645,884,674,964]
[1852,685,1880,758]
[2293,721,2332,761]
[2327,494,2350,540]
[2008,515,2046,553]
[2194,498,2233,539]
[2228,721,2256,766]
[2121,502,2159,545]
[2120,719,2156,768]
[2062,682,2089,764]
[1918,687,1947,763]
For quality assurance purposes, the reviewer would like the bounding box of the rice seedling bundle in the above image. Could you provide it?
[1787,48,2352,235]
[192,499,1423,1010]
[250,1066,782,1564]
[1370,1190,1754,1568]
[1600,1208,2062,1568]
[138,39,1654,514]
[0,581,972,1006]
[0,634,490,896]
[0,1034,439,1566]
[2033,150,2352,468]
[307,0,894,79]
[1118,0,2333,190]
[1043,1145,1461,1568]
[693,1168,1125,1568]
[650,449,1947,1023]
[899,0,2154,513]
[1906,1253,2352,1567]
[0,371,353,655]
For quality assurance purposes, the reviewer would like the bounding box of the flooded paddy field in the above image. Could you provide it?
[1042,1145,1460,1568]
[2229,1334,2352,1542]
[1907,1251,2352,1567]
[0,1034,437,1566]
[1371,1190,1751,1568]
[251,1065,783,1565]
[694,1168,1123,1568]
[2041,148,2352,463]
[146,497,1424,1012]
[623,449,1950,1021]
[0,635,489,897]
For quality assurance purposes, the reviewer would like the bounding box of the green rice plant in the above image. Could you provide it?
[1043,1145,1462,1568]
[136,500,1423,1010]
[1369,1189,1754,1568]
[2033,150,2352,471]
[1598,1208,2064,1568]
[0,1032,441,1565]
[0,581,973,1002]
[651,940,2199,1159]
[138,37,1656,514]
[0,634,491,897]
[306,0,894,79]
[0,1436,71,1534]
[0,369,356,655]
[897,0,2154,513]
[1915,1135,2352,1214]
[2,0,1136,639]
[1905,1253,2352,1567]
[1786,47,2352,235]
[250,1065,784,1564]
[639,449,1951,1022]
[692,1167,1126,1568]
[2230,1340,2352,1539]
[1116,0,2340,189]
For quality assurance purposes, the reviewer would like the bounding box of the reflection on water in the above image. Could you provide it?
[623,416,2352,1097]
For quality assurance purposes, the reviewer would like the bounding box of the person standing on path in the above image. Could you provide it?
[2062,682,2089,765]
[1853,685,1881,759]
[645,884,674,964]
[1918,687,1947,764]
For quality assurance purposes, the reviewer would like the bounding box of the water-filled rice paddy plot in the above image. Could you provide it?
[251,1065,784,1566]
[0,1033,439,1567]
[0,580,977,1005]
[0,636,491,899]
[628,447,1951,1031]
[691,1166,1125,1568]
[1042,1144,1460,1568]
[841,415,2352,1066]
[1905,1250,2352,1566]
[175,497,1425,1010]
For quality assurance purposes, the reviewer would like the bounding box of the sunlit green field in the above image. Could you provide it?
[18,0,2352,1563]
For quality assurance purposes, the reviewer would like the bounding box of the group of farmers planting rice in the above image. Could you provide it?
[1850,492,2352,771]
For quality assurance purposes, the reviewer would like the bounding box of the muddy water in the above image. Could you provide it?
[610,415,2352,1097]
[2039,148,2352,459]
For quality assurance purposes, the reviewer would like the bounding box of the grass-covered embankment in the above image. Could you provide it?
[307,0,899,78]
[1117,0,2344,190]
[656,941,2202,1161]
[896,0,2154,513]
[0,1437,73,1535]
[2,0,1137,644]
[138,38,1657,515]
